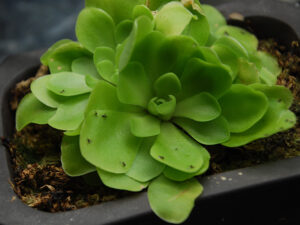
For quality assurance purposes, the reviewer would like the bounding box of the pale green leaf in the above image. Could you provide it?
[132,5,153,20]
[86,0,146,24]
[47,72,92,96]
[259,67,277,85]
[214,36,248,59]
[96,60,118,84]
[154,72,181,97]
[16,93,56,131]
[85,75,100,89]
[119,16,154,71]
[174,92,221,122]
[76,7,115,52]
[94,47,115,63]
[150,122,205,173]
[80,110,142,173]
[148,175,203,224]
[97,168,148,192]
[155,35,199,77]
[130,114,161,137]
[202,4,226,34]
[163,148,210,181]
[155,2,193,36]
[71,57,99,78]
[212,44,239,80]
[236,57,260,85]
[182,13,210,46]
[115,20,133,44]
[219,84,269,133]
[85,80,141,116]
[148,95,176,121]
[118,62,153,107]
[179,58,232,99]
[47,41,91,73]
[216,25,258,53]
[127,137,165,182]
[48,94,89,130]
[131,31,165,80]
[196,46,222,65]
[174,116,230,145]
[41,39,72,66]
[256,51,281,77]
[31,76,65,108]
[61,135,96,176]
[223,84,296,147]
[64,124,82,136]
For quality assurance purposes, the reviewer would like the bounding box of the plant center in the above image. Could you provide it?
[147,95,176,121]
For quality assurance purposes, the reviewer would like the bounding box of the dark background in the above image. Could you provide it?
[0,0,299,63]
[0,0,83,63]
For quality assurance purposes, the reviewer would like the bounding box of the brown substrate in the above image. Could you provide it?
[1,39,300,212]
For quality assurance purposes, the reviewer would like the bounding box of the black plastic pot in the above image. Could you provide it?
[1,0,299,224]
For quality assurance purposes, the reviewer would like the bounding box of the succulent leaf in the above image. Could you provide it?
[235,57,260,84]
[16,94,56,131]
[154,72,182,97]
[80,110,142,173]
[256,51,281,77]
[115,20,134,44]
[156,35,199,76]
[182,13,210,45]
[85,80,142,116]
[97,168,148,192]
[64,124,82,136]
[118,62,153,107]
[163,148,210,181]
[219,84,269,133]
[71,57,100,78]
[61,135,96,176]
[148,95,177,120]
[132,5,154,20]
[174,92,221,122]
[47,72,92,96]
[212,44,239,80]
[216,25,258,54]
[31,76,65,108]
[213,36,248,59]
[47,41,92,73]
[126,137,165,182]
[41,39,72,66]
[202,4,226,34]
[130,114,161,137]
[150,122,206,173]
[148,175,203,224]
[155,2,194,36]
[259,67,277,85]
[76,7,116,52]
[119,16,154,70]
[85,0,146,24]
[94,47,116,63]
[179,58,232,100]
[223,84,295,147]
[174,116,230,145]
[48,94,89,130]
[196,46,222,65]
[85,75,100,89]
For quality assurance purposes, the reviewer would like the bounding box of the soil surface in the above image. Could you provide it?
[1,39,300,212]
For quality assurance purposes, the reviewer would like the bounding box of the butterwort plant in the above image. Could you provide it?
[15,0,296,223]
